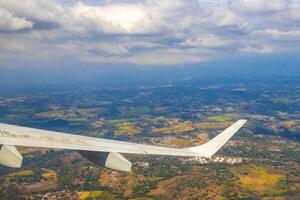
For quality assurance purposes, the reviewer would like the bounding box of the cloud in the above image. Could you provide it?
[254,29,300,39]
[0,8,33,31]
[81,48,204,65]
[0,0,299,66]
[233,0,287,14]
[180,34,232,48]
[0,0,64,24]
[70,2,165,34]
[240,45,274,54]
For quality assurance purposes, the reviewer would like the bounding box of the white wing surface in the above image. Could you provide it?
[0,120,246,157]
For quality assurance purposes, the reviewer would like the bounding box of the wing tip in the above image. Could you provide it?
[188,119,247,158]
[238,119,247,123]
[236,119,247,128]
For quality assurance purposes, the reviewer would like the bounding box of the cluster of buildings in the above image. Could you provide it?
[181,156,245,165]
[27,190,79,200]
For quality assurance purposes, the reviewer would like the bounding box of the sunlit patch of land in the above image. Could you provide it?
[35,109,86,122]
[106,120,142,136]
[152,118,194,134]
[79,190,108,200]
[7,169,34,177]
[207,114,239,122]
[41,170,57,180]
[235,166,284,194]
[148,168,226,200]
[79,191,91,200]
[18,147,60,155]
[90,120,105,128]
[281,120,300,132]
[34,108,105,122]
[193,121,233,130]
[173,138,193,147]
[4,169,58,194]
[99,170,121,188]
[123,173,139,197]
[265,120,300,135]
[115,122,142,136]
[98,170,144,198]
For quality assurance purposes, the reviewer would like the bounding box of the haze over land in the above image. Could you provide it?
[0,0,300,199]
[0,72,299,199]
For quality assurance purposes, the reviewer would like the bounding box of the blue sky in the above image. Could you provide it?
[0,0,300,68]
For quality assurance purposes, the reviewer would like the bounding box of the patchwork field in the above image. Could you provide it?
[234,166,285,195]
[0,81,299,199]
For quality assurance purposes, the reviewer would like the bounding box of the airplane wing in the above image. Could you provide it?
[0,120,246,171]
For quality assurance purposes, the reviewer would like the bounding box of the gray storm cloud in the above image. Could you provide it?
[0,0,299,66]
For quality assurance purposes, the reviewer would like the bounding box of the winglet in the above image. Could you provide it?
[188,119,247,158]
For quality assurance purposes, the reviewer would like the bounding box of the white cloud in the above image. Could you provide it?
[254,29,300,39]
[0,0,64,23]
[81,48,204,65]
[288,0,300,20]
[87,42,130,55]
[180,34,231,48]
[233,0,287,14]
[70,2,167,34]
[0,0,299,66]
[240,45,274,54]
[0,8,33,31]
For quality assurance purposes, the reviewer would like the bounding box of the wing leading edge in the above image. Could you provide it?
[0,120,246,158]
